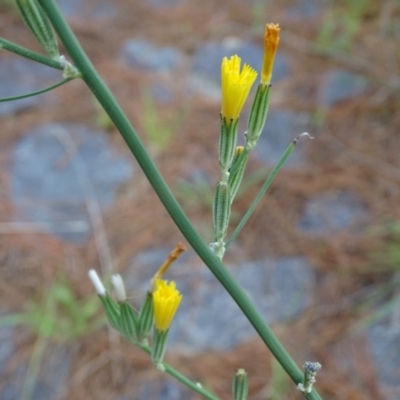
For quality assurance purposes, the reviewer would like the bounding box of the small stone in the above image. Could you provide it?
[298,190,370,235]
[319,69,369,107]
[121,39,182,73]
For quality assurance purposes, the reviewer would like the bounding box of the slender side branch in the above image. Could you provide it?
[226,133,313,248]
[36,1,322,399]
[0,37,64,70]
[0,78,73,103]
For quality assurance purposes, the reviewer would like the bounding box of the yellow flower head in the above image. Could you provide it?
[221,55,258,120]
[153,279,182,331]
[261,23,280,85]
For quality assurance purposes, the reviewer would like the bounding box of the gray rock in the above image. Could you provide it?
[0,320,15,372]
[189,40,291,98]
[0,57,60,116]
[121,39,183,73]
[58,0,117,19]
[150,83,173,103]
[253,109,311,167]
[286,0,323,19]
[135,378,191,400]
[10,123,133,243]
[368,318,400,400]
[319,69,369,107]
[298,190,370,235]
[147,0,183,7]
[126,250,314,352]
[0,344,71,400]
[32,345,71,400]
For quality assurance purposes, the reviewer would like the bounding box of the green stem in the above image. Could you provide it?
[36,1,322,399]
[137,343,219,400]
[0,36,64,70]
[0,78,73,103]
[226,140,296,248]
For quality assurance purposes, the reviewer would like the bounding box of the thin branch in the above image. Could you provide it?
[0,36,64,70]
[0,78,73,102]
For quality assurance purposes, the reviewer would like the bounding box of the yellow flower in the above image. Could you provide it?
[261,23,280,85]
[221,55,258,120]
[153,279,182,331]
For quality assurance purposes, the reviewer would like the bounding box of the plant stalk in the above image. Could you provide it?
[36,1,323,398]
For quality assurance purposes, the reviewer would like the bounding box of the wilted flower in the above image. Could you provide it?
[261,23,280,85]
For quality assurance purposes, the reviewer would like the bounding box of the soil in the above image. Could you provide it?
[1,0,400,399]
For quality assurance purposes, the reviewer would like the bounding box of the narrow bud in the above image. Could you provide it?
[297,361,322,394]
[111,274,126,302]
[219,117,239,180]
[213,181,231,243]
[120,301,138,342]
[88,269,106,296]
[233,369,249,400]
[228,147,249,204]
[261,23,280,85]
[99,293,121,331]
[137,292,154,341]
[246,84,271,151]
[16,0,59,59]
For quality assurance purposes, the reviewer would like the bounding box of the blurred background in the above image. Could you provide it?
[0,0,400,399]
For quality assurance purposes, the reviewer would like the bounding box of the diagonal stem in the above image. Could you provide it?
[36,1,323,398]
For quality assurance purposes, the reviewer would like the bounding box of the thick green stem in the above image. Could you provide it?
[36,1,323,398]
[0,36,64,69]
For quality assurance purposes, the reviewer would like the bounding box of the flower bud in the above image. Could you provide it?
[137,292,154,341]
[16,0,59,59]
[212,181,230,242]
[233,369,249,400]
[228,147,249,203]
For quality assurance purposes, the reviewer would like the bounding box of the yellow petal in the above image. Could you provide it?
[221,55,258,120]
